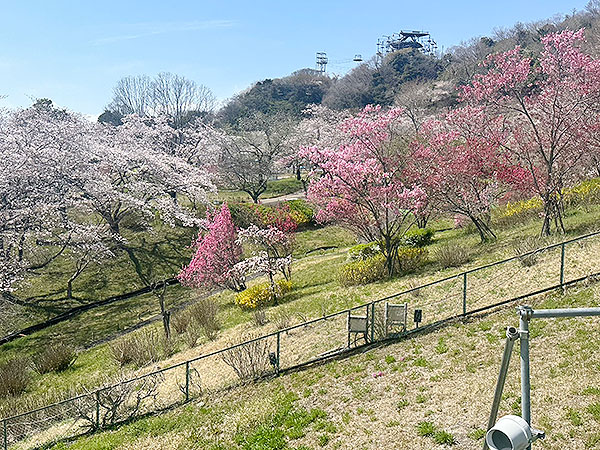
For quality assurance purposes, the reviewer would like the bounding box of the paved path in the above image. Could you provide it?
[260,190,306,205]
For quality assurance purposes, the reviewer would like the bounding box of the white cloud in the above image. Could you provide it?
[91,20,236,46]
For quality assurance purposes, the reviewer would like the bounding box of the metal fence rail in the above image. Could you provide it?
[3,230,600,449]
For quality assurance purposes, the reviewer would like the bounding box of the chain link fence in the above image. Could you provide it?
[3,231,600,449]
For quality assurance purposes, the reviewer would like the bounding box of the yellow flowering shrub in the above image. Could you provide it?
[501,197,543,218]
[338,254,387,286]
[396,247,428,273]
[235,280,293,309]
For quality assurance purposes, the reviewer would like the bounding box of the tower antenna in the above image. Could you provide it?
[316,52,328,73]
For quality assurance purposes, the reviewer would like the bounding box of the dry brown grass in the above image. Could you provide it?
[16,283,600,450]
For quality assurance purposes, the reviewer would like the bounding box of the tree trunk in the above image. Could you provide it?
[383,236,396,277]
[268,272,277,305]
[416,215,429,229]
[301,179,308,195]
[156,284,171,340]
[227,278,246,292]
[541,193,565,236]
[18,234,25,262]
[470,215,496,243]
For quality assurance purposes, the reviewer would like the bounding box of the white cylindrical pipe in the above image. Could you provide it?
[486,415,532,450]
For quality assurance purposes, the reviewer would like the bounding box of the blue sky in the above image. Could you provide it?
[0,0,589,116]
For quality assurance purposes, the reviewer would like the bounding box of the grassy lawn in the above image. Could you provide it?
[7,222,197,334]
[2,203,600,427]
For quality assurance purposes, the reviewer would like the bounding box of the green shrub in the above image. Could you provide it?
[403,228,435,247]
[435,242,471,268]
[563,178,600,208]
[235,280,293,309]
[33,342,77,374]
[396,247,428,273]
[229,201,313,230]
[228,203,261,229]
[285,199,314,226]
[0,357,31,397]
[338,254,387,286]
[347,242,381,261]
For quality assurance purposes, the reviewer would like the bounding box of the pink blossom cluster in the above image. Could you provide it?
[300,105,425,273]
[178,204,246,292]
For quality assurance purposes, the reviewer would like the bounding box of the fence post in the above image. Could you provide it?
[276,331,281,375]
[560,243,566,286]
[185,361,190,402]
[462,272,468,315]
[95,390,100,430]
[347,311,351,348]
[370,302,376,343]
[3,418,7,450]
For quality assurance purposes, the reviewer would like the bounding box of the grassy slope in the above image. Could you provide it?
[49,284,600,450]
[216,177,304,203]
[3,203,600,443]
[7,222,197,334]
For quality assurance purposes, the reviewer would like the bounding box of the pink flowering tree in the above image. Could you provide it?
[460,29,600,235]
[409,106,519,242]
[178,204,246,293]
[301,105,425,276]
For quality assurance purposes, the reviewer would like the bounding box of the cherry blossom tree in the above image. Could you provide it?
[0,105,215,339]
[85,115,215,338]
[283,105,350,193]
[460,29,600,235]
[178,204,246,293]
[301,105,425,276]
[0,103,92,293]
[234,225,293,302]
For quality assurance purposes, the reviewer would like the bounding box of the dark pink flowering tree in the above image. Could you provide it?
[461,29,600,235]
[409,106,518,242]
[301,105,425,276]
[178,204,246,293]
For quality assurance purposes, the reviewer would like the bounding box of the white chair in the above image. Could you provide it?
[347,314,368,347]
[385,302,408,336]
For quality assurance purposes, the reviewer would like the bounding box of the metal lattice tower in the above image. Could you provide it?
[377,30,438,58]
[316,52,328,73]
